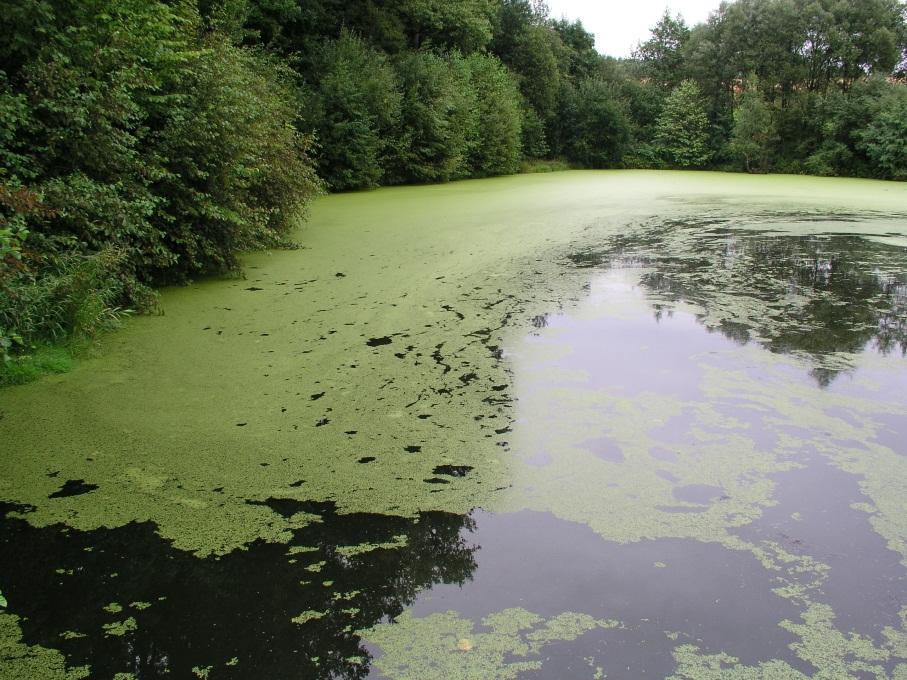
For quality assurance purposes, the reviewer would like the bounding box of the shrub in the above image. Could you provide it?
[390,51,478,183]
[0,0,322,379]
[653,80,712,168]
[465,53,523,176]
[304,31,402,190]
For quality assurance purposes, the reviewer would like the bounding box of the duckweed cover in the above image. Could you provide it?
[3,171,907,678]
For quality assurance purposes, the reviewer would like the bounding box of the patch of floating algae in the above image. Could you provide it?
[696,351,907,568]
[886,608,907,658]
[492,295,803,549]
[670,601,907,679]
[0,613,89,680]
[291,610,326,625]
[2,172,906,558]
[334,534,408,558]
[669,645,809,679]
[101,617,137,637]
[747,540,830,606]
[361,607,619,680]
[782,603,890,677]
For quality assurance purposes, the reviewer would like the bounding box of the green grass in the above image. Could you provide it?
[0,345,74,386]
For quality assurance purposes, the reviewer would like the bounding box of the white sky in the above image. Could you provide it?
[544,0,721,58]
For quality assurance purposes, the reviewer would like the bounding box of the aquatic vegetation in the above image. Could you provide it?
[102,617,136,638]
[669,645,810,680]
[0,614,88,680]
[362,608,619,679]
[2,171,907,677]
[669,603,907,679]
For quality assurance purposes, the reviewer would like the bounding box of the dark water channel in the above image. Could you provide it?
[3,218,907,678]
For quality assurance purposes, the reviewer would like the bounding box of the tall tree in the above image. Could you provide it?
[465,54,523,176]
[653,80,712,168]
[729,78,778,172]
[304,31,401,190]
[634,11,690,90]
[390,51,477,183]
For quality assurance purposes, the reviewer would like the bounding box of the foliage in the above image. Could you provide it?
[392,0,499,53]
[2,1,322,283]
[0,0,321,379]
[519,103,549,159]
[634,11,690,90]
[503,24,561,122]
[859,86,907,180]
[390,51,478,183]
[797,78,894,177]
[304,31,401,190]
[559,79,631,168]
[0,345,72,386]
[729,78,778,173]
[464,53,523,176]
[0,245,135,348]
[148,37,322,279]
[654,81,713,168]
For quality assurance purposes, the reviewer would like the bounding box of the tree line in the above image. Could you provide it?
[1,0,906,380]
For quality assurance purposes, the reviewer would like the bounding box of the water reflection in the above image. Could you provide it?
[401,510,808,678]
[4,214,907,679]
[568,218,907,385]
[444,254,907,676]
[0,501,477,679]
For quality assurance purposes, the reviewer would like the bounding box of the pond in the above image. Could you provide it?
[2,171,907,679]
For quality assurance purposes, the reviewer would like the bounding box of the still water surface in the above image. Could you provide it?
[1,172,907,678]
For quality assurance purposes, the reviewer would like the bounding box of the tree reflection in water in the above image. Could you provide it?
[0,500,477,678]
[568,215,907,385]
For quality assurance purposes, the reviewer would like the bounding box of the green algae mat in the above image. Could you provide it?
[2,170,907,678]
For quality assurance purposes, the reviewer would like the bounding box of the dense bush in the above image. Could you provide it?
[0,0,321,375]
[390,51,478,183]
[464,53,523,176]
[304,32,401,190]
[653,80,712,168]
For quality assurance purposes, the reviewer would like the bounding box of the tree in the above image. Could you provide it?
[860,86,907,180]
[729,78,778,172]
[465,54,523,176]
[503,24,561,121]
[550,18,600,80]
[634,11,690,90]
[394,0,499,53]
[560,79,631,168]
[798,0,905,92]
[653,80,712,168]
[305,31,402,190]
[390,51,477,183]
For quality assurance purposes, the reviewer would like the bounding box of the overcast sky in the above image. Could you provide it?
[544,0,721,58]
